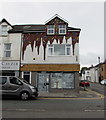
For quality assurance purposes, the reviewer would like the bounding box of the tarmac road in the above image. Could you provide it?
[1,97,105,119]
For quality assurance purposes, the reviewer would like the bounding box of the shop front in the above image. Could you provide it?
[0,61,20,76]
[20,64,80,93]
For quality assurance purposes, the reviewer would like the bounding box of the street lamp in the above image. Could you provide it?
[98,57,100,64]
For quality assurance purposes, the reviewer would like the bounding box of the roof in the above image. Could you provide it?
[9,25,81,33]
[0,18,12,27]
[68,27,81,31]
[45,14,69,25]
[7,14,81,33]
[9,25,46,33]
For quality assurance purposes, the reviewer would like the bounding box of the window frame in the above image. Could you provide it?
[4,43,11,58]
[48,44,71,56]
[51,72,75,89]
[9,77,23,85]
[58,25,66,34]
[1,25,8,35]
[47,25,55,35]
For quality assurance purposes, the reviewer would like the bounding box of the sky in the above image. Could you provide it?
[0,1,105,68]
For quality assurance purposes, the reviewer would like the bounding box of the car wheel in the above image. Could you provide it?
[20,92,29,100]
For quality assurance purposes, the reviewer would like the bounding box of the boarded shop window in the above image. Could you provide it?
[51,72,74,89]
[63,73,74,88]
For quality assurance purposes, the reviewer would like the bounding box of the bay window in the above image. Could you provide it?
[48,44,71,56]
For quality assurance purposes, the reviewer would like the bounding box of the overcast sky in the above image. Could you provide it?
[0,1,104,67]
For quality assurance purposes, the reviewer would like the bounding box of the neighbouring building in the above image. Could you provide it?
[1,14,81,94]
[81,60,106,83]
[99,61,106,81]
[0,19,21,76]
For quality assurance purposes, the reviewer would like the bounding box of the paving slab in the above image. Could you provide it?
[38,88,104,98]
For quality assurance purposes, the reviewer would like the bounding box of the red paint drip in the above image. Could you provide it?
[22,31,80,60]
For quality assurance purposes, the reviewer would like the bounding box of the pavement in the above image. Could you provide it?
[38,88,105,99]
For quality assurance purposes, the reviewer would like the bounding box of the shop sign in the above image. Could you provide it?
[0,61,20,70]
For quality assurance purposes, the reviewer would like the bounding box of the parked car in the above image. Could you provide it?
[79,80,90,87]
[100,79,106,85]
[0,76,38,100]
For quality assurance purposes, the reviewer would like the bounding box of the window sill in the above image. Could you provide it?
[48,55,72,57]
[0,35,8,37]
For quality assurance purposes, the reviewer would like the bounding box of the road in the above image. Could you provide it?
[89,82,106,96]
[1,82,105,119]
[1,97,105,119]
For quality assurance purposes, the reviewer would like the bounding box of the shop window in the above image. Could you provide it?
[51,72,74,89]
[4,43,11,57]
[62,73,74,88]
[23,72,30,83]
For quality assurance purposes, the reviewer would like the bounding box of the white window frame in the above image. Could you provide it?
[47,25,55,35]
[48,44,54,55]
[58,25,66,34]
[65,44,71,55]
[2,25,8,35]
[48,44,71,56]
[4,43,11,58]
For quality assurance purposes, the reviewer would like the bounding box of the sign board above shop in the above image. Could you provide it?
[0,61,20,70]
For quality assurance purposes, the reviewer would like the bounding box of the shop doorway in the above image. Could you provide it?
[37,73,49,92]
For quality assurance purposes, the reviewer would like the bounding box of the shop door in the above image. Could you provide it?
[37,73,49,92]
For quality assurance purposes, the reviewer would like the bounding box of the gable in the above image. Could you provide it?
[45,14,68,25]
[0,18,12,27]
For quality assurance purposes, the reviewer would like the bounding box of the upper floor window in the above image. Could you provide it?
[48,44,71,56]
[4,43,11,57]
[58,25,66,34]
[47,25,55,35]
[2,25,8,35]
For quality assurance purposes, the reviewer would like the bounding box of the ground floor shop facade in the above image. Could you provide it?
[20,64,80,93]
[0,61,20,77]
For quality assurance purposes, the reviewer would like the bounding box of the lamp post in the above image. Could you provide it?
[98,57,100,64]
[98,57,101,83]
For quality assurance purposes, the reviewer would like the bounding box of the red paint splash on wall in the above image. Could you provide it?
[22,31,80,60]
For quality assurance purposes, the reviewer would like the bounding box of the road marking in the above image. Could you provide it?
[37,97,104,100]
[87,89,105,99]
[85,110,106,112]
[2,109,46,112]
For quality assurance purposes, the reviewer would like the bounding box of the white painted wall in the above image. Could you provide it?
[0,33,22,61]
[21,37,79,64]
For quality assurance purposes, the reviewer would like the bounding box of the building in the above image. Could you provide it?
[99,61,106,81]
[0,19,21,76]
[2,15,81,94]
[81,60,106,83]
